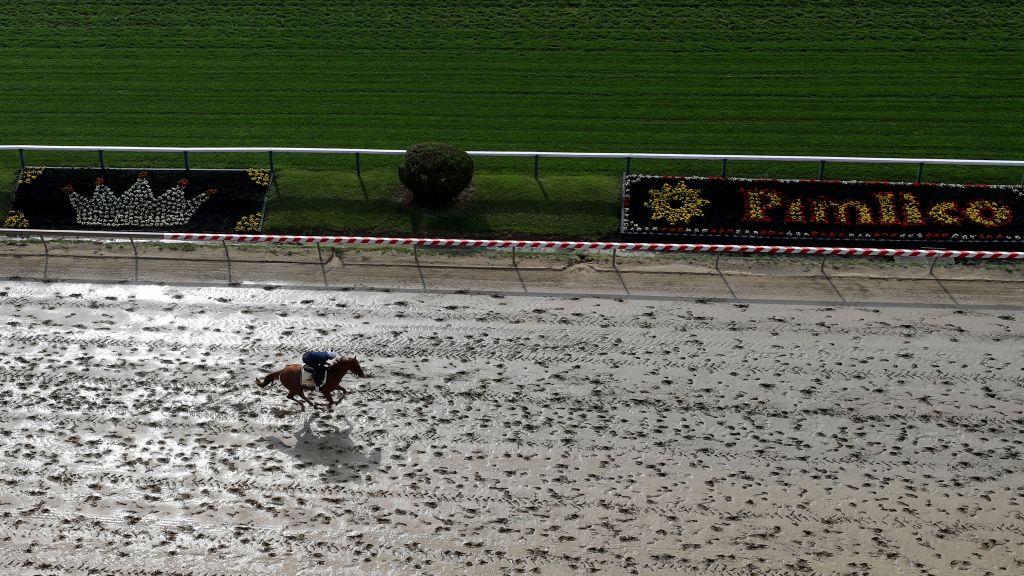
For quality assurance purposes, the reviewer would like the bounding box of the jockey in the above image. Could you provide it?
[301,351,337,393]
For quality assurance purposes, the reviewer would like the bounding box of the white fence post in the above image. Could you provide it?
[223,240,232,283]
[316,242,328,286]
[130,237,139,280]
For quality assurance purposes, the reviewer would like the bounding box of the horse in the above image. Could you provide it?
[256,356,366,411]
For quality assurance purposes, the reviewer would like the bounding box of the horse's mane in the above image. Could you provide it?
[326,355,352,369]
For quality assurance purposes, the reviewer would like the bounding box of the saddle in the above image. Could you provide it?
[299,364,318,389]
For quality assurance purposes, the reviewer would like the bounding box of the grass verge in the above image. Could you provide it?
[263,170,621,239]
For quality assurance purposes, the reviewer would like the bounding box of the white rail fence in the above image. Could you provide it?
[4,145,1024,181]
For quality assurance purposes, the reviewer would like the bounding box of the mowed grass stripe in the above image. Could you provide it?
[0,1,1021,236]
[3,2,1019,49]
[3,51,1017,153]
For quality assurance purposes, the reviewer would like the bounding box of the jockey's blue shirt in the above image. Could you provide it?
[302,351,337,388]
[303,351,337,366]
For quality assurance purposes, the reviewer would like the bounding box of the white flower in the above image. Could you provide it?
[71,178,209,228]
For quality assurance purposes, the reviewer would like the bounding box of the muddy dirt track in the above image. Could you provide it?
[0,242,1023,575]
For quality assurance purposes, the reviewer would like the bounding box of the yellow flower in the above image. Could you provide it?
[643,181,710,225]
[234,213,262,233]
[963,199,1012,228]
[928,201,960,225]
[17,166,45,184]
[247,169,271,186]
[3,210,30,228]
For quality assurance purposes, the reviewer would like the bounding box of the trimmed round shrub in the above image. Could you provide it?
[398,143,474,208]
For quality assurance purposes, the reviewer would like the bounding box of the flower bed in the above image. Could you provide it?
[622,175,1024,248]
[5,167,271,232]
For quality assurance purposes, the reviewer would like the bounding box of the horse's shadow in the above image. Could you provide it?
[264,414,382,485]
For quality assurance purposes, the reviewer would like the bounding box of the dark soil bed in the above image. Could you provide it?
[622,175,1024,250]
[7,167,270,233]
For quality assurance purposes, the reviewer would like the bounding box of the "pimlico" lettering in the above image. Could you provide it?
[741,188,1012,228]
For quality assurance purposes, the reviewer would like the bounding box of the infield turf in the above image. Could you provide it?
[1,1,1021,237]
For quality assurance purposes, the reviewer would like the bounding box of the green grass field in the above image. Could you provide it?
[1,1,1022,238]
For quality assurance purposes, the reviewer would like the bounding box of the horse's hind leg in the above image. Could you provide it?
[286,393,306,412]
[296,391,320,410]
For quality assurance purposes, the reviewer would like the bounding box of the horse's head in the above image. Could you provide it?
[330,355,366,378]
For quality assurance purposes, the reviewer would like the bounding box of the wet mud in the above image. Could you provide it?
[0,280,1022,575]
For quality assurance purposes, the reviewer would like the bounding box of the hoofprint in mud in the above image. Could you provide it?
[0,280,1022,575]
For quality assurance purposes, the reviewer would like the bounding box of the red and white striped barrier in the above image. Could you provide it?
[161,233,1024,260]
[2,229,1023,260]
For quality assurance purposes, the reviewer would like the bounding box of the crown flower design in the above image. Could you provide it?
[65,172,209,228]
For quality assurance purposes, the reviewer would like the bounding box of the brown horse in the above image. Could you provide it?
[256,356,366,411]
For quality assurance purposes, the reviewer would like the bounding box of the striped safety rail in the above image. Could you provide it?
[162,233,1024,259]
[1,229,1023,259]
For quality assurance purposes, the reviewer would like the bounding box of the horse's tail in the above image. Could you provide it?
[256,370,283,388]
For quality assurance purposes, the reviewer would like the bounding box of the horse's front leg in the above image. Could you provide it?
[321,389,334,410]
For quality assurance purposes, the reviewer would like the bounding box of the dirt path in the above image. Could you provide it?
[2,238,1024,306]
[0,242,1023,575]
